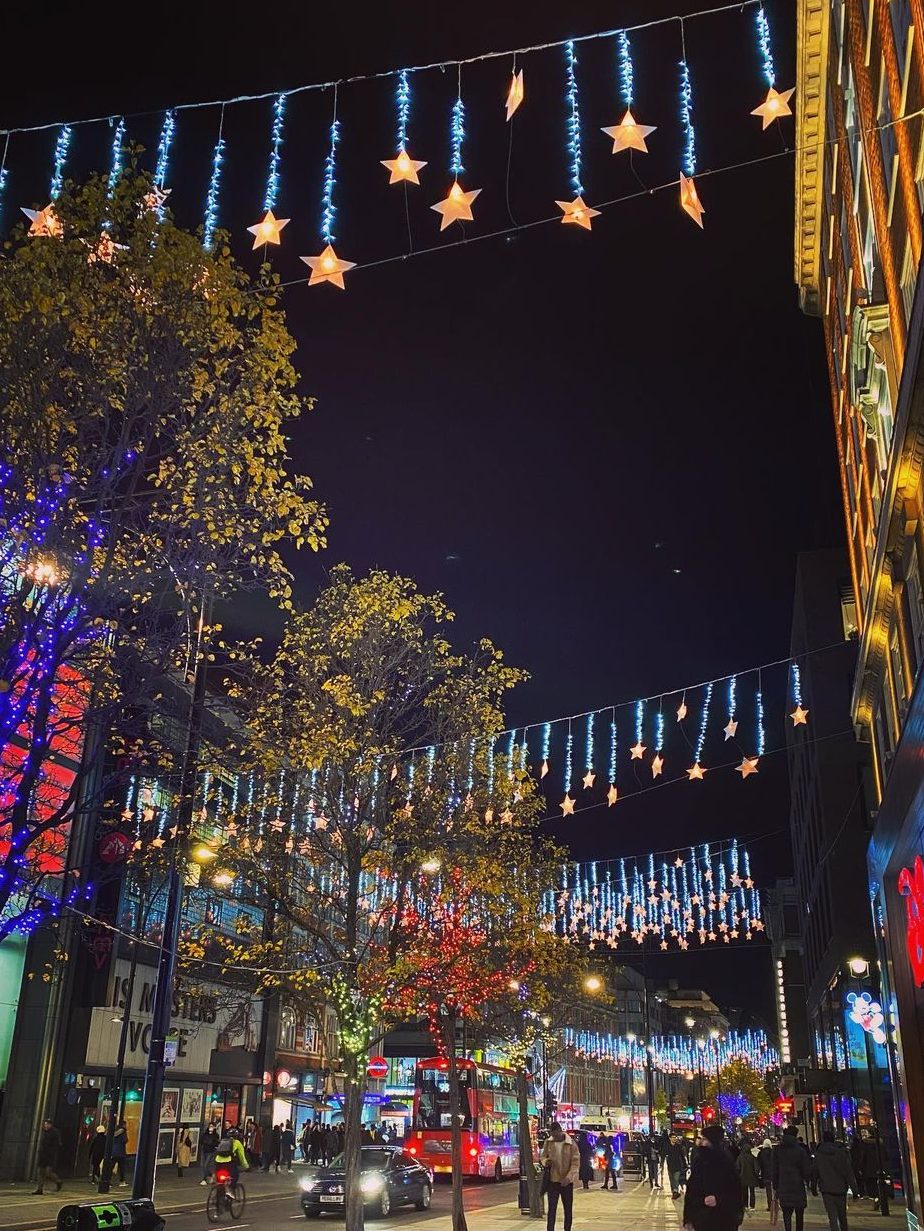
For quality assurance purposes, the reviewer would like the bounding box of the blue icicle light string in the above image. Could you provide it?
[791,662,802,706]
[696,681,713,762]
[320,116,341,244]
[585,712,595,775]
[107,119,126,198]
[609,711,618,784]
[564,40,584,196]
[396,69,411,151]
[0,134,9,222]
[635,700,645,747]
[203,111,226,251]
[679,58,696,177]
[617,30,634,109]
[154,109,176,190]
[755,5,776,88]
[50,125,72,200]
[450,97,466,177]
[756,685,765,756]
[564,721,574,794]
[264,93,287,212]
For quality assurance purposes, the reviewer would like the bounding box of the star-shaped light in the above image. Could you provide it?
[561,793,576,816]
[314,816,329,831]
[484,806,494,822]
[687,763,706,781]
[381,149,427,185]
[660,940,669,951]
[581,768,596,789]
[248,209,289,249]
[506,69,525,121]
[630,741,646,760]
[677,699,688,721]
[601,110,657,154]
[790,704,809,726]
[675,857,685,869]
[500,807,514,824]
[21,205,63,238]
[652,753,664,779]
[680,173,705,228]
[143,186,171,213]
[607,784,619,806]
[301,245,356,290]
[431,181,481,231]
[737,756,759,779]
[540,759,549,778]
[556,196,600,230]
[751,86,795,130]
[86,231,127,264]
[724,718,738,741]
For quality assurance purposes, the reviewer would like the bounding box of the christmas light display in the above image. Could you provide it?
[302,91,355,289]
[556,40,599,231]
[549,841,763,951]
[0,133,8,221]
[751,5,795,128]
[152,110,176,217]
[678,44,704,228]
[432,73,481,231]
[382,69,427,185]
[564,1026,778,1077]
[50,125,72,201]
[203,109,226,251]
[107,119,126,199]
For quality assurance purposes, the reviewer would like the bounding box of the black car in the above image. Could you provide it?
[300,1146,433,1219]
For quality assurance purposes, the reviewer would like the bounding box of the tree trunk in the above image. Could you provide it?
[445,1012,468,1231]
[517,1068,542,1218]
[343,1053,365,1231]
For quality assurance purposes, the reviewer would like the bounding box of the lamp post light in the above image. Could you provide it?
[696,1038,706,1119]
[627,1033,637,1133]
[710,1030,723,1124]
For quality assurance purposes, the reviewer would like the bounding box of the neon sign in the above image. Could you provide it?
[846,991,887,1046]
[897,856,924,986]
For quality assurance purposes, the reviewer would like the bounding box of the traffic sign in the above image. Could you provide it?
[367,1056,388,1079]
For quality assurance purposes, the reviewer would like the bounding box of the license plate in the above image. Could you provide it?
[320,1195,344,1203]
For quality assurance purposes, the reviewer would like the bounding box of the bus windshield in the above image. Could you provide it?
[414,1065,473,1131]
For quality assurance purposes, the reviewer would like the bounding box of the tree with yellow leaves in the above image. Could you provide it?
[202,566,566,1231]
[0,169,325,940]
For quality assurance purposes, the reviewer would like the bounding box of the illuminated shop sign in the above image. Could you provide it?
[897,856,924,986]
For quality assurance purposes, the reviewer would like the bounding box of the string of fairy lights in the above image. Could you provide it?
[564,1026,779,1076]
[3,0,795,274]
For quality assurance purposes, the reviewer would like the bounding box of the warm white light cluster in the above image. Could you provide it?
[776,958,791,1063]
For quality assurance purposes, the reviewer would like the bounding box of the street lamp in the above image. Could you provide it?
[627,1033,637,1133]
[848,956,871,977]
[583,974,603,994]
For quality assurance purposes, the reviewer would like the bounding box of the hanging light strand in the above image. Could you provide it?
[153,109,176,190]
[564,721,574,795]
[564,40,584,195]
[791,662,802,707]
[609,710,618,783]
[450,92,466,177]
[203,105,226,251]
[585,712,595,775]
[396,69,411,151]
[264,93,287,211]
[617,30,634,109]
[107,118,126,199]
[696,681,713,763]
[320,91,341,244]
[679,53,696,177]
[755,5,776,87]
[50,125,72,200]
[756,678,766,756]
[635,700,645,746]
[0,132,10,219]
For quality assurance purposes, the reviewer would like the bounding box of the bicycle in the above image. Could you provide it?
[206,1167,246,1221]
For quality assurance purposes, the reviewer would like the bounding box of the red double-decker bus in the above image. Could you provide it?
[407,1057,535,1180]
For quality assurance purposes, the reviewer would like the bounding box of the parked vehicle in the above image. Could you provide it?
[300,1146,433,1219]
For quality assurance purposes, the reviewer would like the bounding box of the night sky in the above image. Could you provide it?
[2,0,846,1024]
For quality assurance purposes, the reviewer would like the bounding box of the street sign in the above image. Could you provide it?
[367,1056,388,1079]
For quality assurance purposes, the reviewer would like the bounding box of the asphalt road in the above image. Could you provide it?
[0,1171,519,1231]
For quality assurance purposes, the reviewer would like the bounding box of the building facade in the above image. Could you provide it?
[796,0,924,1218]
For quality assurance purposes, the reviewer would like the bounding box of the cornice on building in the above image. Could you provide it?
[795,0,830,315]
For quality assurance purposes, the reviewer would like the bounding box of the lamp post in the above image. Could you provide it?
[847,957,890,1217]
[696,1038,706,1120]
[626,1033,637,1133]
[710,1029,723,1125]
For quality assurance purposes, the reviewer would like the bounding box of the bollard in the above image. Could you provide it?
[518,1174,531,1214]
[57,1199,163,1231]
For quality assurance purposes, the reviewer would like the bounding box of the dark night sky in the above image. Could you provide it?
[1,0,846,1024]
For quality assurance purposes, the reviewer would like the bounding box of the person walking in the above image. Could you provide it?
[310,1123,324,1163]
[176,1130,193,1178]
[575,1131,594,1190]
[33,1119,63,1195]
[860,1134,882,1206]
[737,1142,761,1210]
[539,1123,580,1231]
[281,1121,296,1173]
[201,1121,220,1185]
[598,1133,618,1191]
[814,1132,857,1231]
[758,1138,775,1210]
[682,1125,743,1231]
[299,1122,311,1163]
[772,1127,812,1231]
[271,1124,282,1173]
[324,1125,339,1165]
[657,1130,671,1186]
[89,1126,107,1182]
[110,1121,128,1187]
[668,1133,688,1200]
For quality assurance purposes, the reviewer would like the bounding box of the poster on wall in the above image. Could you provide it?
[181,1087,204,1124]
[161,1088,179,1124]
[157,1129,175,1163]
[186,1127,200,1162]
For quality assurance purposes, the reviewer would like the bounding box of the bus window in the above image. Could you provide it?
[414,1066,473,1131]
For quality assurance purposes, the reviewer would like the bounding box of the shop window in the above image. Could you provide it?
[302,1017,320,1054]
[279,1006,297,1051]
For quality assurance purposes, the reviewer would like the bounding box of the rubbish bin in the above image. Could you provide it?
[57,1199,163,1231]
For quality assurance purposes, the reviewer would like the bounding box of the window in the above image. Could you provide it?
[841,587,859,639]
[901,239,917,322]
[302,1017,320,1054]
[279,1005,296,1050]
[877,76,900,223]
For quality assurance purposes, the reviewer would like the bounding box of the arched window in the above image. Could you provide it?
[279,1005,296,1050]
[303,1017,320,1054]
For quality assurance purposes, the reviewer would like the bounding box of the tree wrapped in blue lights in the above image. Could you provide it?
[0,170,325,941]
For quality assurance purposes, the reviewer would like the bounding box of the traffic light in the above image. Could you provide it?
[544,1093,558,1117]
[701,1104,715,1122]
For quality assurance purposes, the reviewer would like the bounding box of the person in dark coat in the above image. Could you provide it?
[737,1143,761,1209]
[682,1125,743,1231]
[598,1133,619,1191]
[860,1135,882,1204]
[758,1138,775,1210]
[772,1128,812,1231]
[575,1131,595,1189]
[667,1134,688,1199]
[33,1120,63,1194]
[201,1122,220,1184]
[270,1124,282,1173]
[849,1137,864,1196]
[814,1132,857,1231]
[89,1127,107,1181]
[109,1121,128,1187]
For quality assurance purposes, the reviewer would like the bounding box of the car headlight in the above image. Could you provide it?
[300,1179,321,1192]
[361,1174,386,1196]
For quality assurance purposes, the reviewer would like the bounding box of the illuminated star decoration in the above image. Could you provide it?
[21,205,62,238]
[506,68,525,121]
[86,231,127,264]
[687,763,706,780]
[724,718,738,740]
[143,185,171,214]
[652,753,664,779]
[678,54,704,228]
[382,71,427,185]
[432,92,480,230]
[583,769,596,789]
[304,104,354,289]
[561,794,576,816]
[677,698,688,721]
[22,122,71,239]
[630,741,646,760]
[751,6,794,129]
[737,757,759,779]
[607,784,618,806]
[791,704,809,726]
[247,210,289,249]
[556,42,599,232]
[601,110,657,154]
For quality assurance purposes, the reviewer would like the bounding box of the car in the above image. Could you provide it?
[300,1146,434,1219]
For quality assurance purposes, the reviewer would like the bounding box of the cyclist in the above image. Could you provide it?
[213,1130,249,1192]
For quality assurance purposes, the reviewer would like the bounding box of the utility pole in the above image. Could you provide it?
[133,594,210,1198]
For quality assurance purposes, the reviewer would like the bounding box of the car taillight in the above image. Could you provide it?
[407,1146,417,1154]
[215,1169,231,1185]
[469,1147,478,1157]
